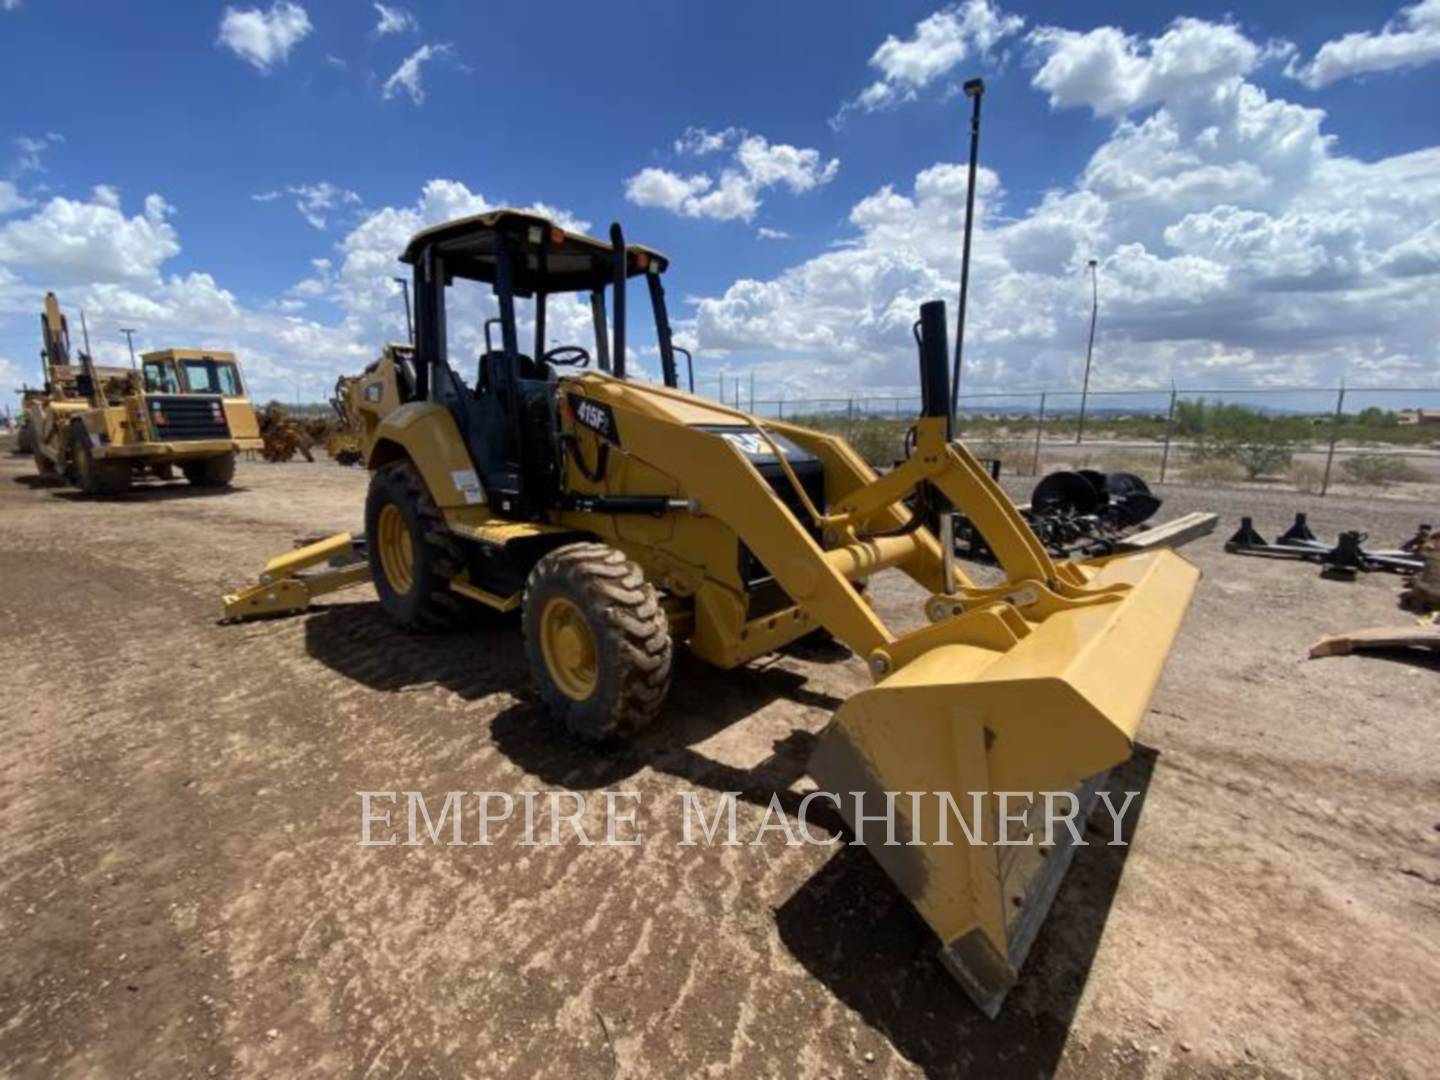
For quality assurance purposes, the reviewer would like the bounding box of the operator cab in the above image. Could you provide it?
[399,209,683,519]
[142,351,245,397]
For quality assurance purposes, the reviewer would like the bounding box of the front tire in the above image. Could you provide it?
[522,542,672,741]
[181,454,235,487]
[68,422,130,495]
[364,459,467,631]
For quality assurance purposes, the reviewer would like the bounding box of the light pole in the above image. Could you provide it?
[1076,258,1098,445]
[392,277,414,343]
[120,328,138,368]
[950,77,985,429]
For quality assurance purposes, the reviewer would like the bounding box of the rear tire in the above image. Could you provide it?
[68,421,130,495]
[364,459,467,631]
[181,454,235,487]
[522,542,672,741]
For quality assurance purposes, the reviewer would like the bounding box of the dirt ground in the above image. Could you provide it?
[1,443,1437,1079]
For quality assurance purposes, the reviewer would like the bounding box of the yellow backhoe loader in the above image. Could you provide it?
[223,209,1198,1015]
[27,293,263,494]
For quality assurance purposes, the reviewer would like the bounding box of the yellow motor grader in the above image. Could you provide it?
[223,210,1198,1014]
[27,293,262,494]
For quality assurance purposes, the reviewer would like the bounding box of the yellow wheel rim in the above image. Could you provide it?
[376,503,415,596]
[540,596,598,701]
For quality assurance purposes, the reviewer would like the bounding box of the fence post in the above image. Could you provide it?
[1159,386,1177,484]
[1031,391,1046,477]
[1320,386,1347,497]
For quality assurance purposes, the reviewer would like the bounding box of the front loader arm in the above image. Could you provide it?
[604,409,897,660]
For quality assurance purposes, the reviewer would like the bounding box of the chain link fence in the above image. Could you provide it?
[728,385,1440,498]
[274,382,1440,498]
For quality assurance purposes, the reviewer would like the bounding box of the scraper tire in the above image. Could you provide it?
[69,421,131,496]
[181,454,235,487]
[365,459,467,632]
[523,542,672,742]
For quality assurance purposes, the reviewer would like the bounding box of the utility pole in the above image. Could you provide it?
[391,277,414,344]
[950,77,985,428]
[120,328,138,368]
[1076,258,1098,444]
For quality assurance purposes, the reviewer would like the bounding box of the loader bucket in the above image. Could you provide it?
[807,547,1198,1016]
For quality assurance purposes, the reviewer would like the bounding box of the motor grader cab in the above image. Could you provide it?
[223,209,1199,1015]
[27,293,263,494]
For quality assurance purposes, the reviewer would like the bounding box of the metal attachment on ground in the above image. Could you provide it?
[958,469,1168,563]
[1226,517,1269,549]
[1277,513,1319,547]
[1225,515,1424,578]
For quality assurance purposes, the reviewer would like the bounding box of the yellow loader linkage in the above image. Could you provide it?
[222,207,1198,1015]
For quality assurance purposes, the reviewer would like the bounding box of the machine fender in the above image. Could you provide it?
[368,402,487,509]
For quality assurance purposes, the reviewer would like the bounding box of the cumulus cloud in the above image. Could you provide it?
[0,179,603,405]
[688,17,1440,396]
[0,188,179,283]
[382,43,452,104]
[371,2,417,36]
[673,126,741,155]
[1289,0,1440,88]
[12,132,63,177]
[0,181,31,215]
[835,0,1024,122]
[757,227,790,240]
[625,130,838,222]
[276,182,362,229]
[217,1,313,73]
[1027,17,1262,117]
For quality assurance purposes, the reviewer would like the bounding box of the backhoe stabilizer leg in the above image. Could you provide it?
[221,532,370,621]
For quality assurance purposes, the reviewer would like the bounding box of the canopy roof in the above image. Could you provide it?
[400,208,669,295]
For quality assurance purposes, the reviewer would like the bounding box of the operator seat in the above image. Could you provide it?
[476,351,552,396]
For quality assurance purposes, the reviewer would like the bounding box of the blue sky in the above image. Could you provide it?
[1,0,1438,406]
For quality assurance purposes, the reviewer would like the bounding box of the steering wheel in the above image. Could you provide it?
[543,345,591,368]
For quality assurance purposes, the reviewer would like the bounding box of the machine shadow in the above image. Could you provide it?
[302,600,528,697]
[773,746,1159,1077]
[52,483,246,502]
[490,650,851,797]
[1322,646,1440,672]
[302,595,1160,1065]
[302,602,850,794]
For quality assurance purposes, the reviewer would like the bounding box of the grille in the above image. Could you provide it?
[147,395,230,442]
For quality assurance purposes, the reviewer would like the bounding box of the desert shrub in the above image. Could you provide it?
[1339,453,1425,486]
[971,438,1039,476]
[1230,439,1297,479]
[1182,457,1245,485]
[1288,461,1324,494]
[841,419,911,467]
[1187,405,1304,479]
[1083,452,1157,479]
